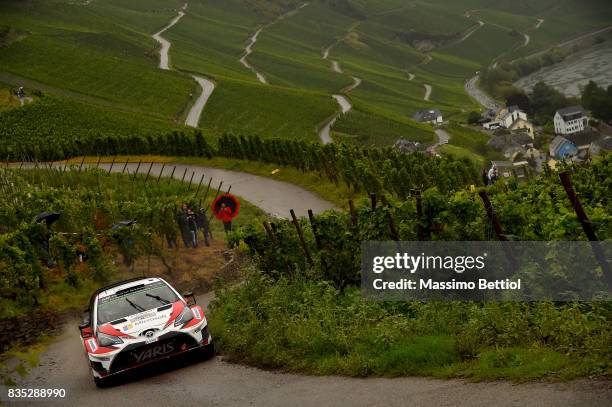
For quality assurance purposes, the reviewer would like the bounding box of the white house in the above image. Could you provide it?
[554,106,588,135]
[483,106,533,137]
[413,109,443,125]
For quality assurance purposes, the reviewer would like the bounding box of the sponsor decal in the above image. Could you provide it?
[130,311,156,322]
[122,323,134,332]
[131,342,175,363]
[88,338,98,353]
[134,314,166,327]
[192,307,201,320]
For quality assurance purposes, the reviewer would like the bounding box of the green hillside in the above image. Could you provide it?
[0,0,610,153]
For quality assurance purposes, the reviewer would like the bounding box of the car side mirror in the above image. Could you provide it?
[183,291,196,306]
[79,322,92,338]
[79,309,91,337]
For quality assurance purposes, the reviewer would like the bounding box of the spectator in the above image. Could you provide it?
[219,203,233,233]
[196,207,211,246]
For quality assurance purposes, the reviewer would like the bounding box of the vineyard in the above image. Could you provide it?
[0,120,480,198]
[0,166,263,319]
[210,154,612,379]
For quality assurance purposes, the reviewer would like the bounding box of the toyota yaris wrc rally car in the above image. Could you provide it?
[78,277,213,387]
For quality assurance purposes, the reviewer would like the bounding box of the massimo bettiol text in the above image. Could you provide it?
[361,241,611,301]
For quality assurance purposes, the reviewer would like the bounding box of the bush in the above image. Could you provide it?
[210,270,612,379]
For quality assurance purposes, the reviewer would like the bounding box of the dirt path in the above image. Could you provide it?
[319,24,363,144]
[457,20,484,43]
[152,3,215,128]
[239,28,268,84]
[535,18,544,29]
[318,94,352,144]
[95,162,336,218]
[407,72,415,81]
[14,292,612,407]
[423,83,432,101]
[433,128,450,148]
[239,3,309,84]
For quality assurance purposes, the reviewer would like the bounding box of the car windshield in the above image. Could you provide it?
[96,281,179,325]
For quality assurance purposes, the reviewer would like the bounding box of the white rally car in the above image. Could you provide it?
[79,277,213,387]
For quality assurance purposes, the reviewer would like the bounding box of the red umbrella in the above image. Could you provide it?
[212,194,240,220]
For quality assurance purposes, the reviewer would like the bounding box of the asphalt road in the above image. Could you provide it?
[15,162,337,218]
[464,75,500,110]
[10,292,611,407]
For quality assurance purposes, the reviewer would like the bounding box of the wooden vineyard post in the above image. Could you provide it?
[144,162,154,183]
[226,185,232,194]
[414,189,425,241]
[156,163,166,184]
[559,171,611,288]
[478,189,508,241]
[131,160,142,180]
[348,199,357,228]
[78,156,86,172]
[121,159,129,174]
[194,173,205,196]
[187,171,195,191]
[168,166,176,183]
[478,189,518,269]
[290,209,314,266]
[95,156,102,169]
[180,167,188,184]
[107,156,116,176]
[307,209,321,249]
[201,177,213,202]
[263,221,277,246]
[380,195,400,241]
[370,193,377,211]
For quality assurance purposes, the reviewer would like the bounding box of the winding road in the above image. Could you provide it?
[433,128,450,149]
[318,26,363,144]
[239,28,268,84]
[152,3,216,128]
[34,162,335,218]
[423,83,432,101]
[13,290,612,407]
[239,3,309,84]
[318,95,352,144]
[464,75,500,110]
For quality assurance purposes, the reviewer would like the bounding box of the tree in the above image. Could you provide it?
[504,88,532,114]
[581,81,612,123]
[467,111,481,125]
[530,81,568,124]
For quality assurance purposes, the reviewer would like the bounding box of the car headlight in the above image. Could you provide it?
[174,306,194,327]
[97,331,123,347]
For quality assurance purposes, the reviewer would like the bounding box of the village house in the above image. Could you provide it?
[412,109,443,125]
[482,106,534,138]
[549,135,578,159]
[553,106,588,135]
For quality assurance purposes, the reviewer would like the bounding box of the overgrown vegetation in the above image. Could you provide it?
[212,155,612,379]
[211,271,610,380]
[0,167,263,318]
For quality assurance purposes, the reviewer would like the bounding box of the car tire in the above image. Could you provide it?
[200,342,215,360]
[94,375,113,388]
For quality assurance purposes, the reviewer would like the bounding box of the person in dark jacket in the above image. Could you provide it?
[196,207,211,246]
[186,207,198,248]
[177,204,191,248]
